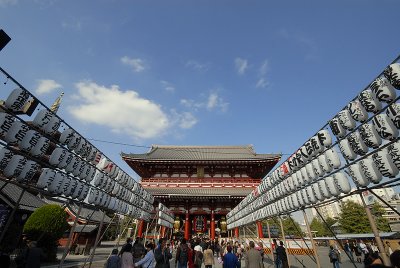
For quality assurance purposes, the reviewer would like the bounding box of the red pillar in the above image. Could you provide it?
[137,220,144,238]
[234,227,239,238]
[257,221,264,238]
[160,226,166,238]
[210,210,215,240]
[184,211,190,240]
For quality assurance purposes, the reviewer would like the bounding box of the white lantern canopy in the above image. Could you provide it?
[384,63,400,89]
[387,103,400,129]
[301,188,311,205]
[94,170,106,187]
[312,182,324,201]
[37,168,56,189]
[360,157,382,184]
[0,147,13,170]
[338,109,356,130]
[291,193,300,208]
[292,172,299,189]
[65,155,77,174]
[78,184,90,201]
[348,131,368,156]
[88,188,99,204]
[339,139,357,161]
[59,128,75,145]
[325,149,341,169]
[65,179,78,197]
[72,160,85,177]
[30,136,50,158]
[0,113,14,136]
[310,136,323,155]
[70,181,83,199]
[19,130,41,152]
[59,151,73,169]
[348,100,368,122]
[333,172,351,194]
[59,176,71,196]
[388,140,400,169]
[358,89,382,113]
[372,148,399,178]
[87,147,98,162]
[359,123,382,149]
[305,162,317,181]
[325,176,340,196]
[317,129,332,148]
[85,166,97,182]
[3,154,26,178]
[306,186,317,204]
[318,153,332,174]
[5,88,30,111]
[44,114,60,135]
[48,172,65,194]
[348,162,370,187]
[16,160,40,182]
[373,114,399,140]
[370,77,396,103]
[300,167,311,185]
[4,121,29,145]
[329,117,346,138]
[312,158,324,177]
[68,133,82,151]
[32,109,52,129]
[318,179,332,198]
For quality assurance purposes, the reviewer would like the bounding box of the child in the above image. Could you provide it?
[105,249,121,268]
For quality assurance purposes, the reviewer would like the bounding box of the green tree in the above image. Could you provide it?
[338,200,390,234]
[310,218,328,237]
[23,204,69,261]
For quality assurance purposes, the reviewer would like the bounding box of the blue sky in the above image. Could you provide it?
[1,0,400,180]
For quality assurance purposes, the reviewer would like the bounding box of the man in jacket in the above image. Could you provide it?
[176,238,190,268]
[245,241,263,268]
[154,238,172,268]
[223,246,239,268]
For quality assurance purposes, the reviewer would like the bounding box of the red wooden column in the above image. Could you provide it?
[160,226,166,238]
[234,227,239,238]
[256,221,264,238]
[137,220,145,238]
[210,210,215,240]
[184,210,190,240]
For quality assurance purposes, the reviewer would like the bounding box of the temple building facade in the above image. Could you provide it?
[122,145,280,240]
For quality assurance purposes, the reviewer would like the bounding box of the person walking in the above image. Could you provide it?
[344,240,354,262]
[134,243,155,268]
[329,245,341,268]
[121,244,134,268]
[275,241,288,268]
[245,241,263,268]
[105,249,121,268]
[203,244,215,268]
[223,246,239,268]
[133,237,146,267]
[154,238,172,268]
[385,241,394,258]
[176,238,190,268]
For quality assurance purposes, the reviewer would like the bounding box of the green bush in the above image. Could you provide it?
[23,204,69,261]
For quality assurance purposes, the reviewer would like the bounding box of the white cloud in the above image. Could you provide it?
[161,80,175,93]
[256,60,270,89]
[121,56,146,72]
[259,60,269,76]
[35,79,62,95]
[61,18,82,31]
[178,112,197,129]
[256,78,269,89]
[68,81,169,139]
[235,57,248,75]
[181,92,228,113]
[185,60,208,71]
[0,0,17,7]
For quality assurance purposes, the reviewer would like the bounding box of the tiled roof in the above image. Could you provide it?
[0,180,46,211]
[73,224,98,233]
[122,145,281,161]
[143,186,254,196]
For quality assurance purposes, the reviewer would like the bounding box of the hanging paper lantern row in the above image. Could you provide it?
[158,210,174,224]
[4,88,31,112]
[384,63,400,89]
[0,147,41,182]
[157,218,173,228]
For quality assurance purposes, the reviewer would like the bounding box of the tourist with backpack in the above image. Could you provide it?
[154,238,172,268]
[194,245,203,268]
[176,238,190,268]
[329,245,341,268]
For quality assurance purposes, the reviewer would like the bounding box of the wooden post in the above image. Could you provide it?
[303,210,321,268]
[184,210,190,240]
[278,217,291,268]
[59,204,83,267]
[266,221,275,262]
[88,211,106,268]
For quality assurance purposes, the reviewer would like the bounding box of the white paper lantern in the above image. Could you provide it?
[301,188,311,205]
[59,128,75,145]
[370,77,396,103]
[318,179,332,198]
[30,136,50,157]
[347,162,370,187]
[16,160,40,182]
[348,100,368,122]
[388,140,400,169]
[325,176,340,196]
[360,157,382,184]
[44,115,61,135]
[318,153,332,174]
[312,182,324,201]
[306,186,317,204]
[333,172,351,194]
[88,188,99,204]
[94,170,106,187]
[339,139,357,161]
[59,151,73,169]
[85,166,96,182]
[65,178,78,197]
[5,88,30,111]
[48,172,65,194]
[300,167,310,185]
[305,162,317,181]
[312,158,324,177]
[0,113,14,136]
[75,138,88,155]
[359,123,382,149]
[311,136,323,155]
[386,103,400,129]
[348,131,368,156]
[292,172,299,188]
[4,121,29,145]
[37,168,56,189]
[373,114,399,140]
[68,133,82,151]
[383,63,400,89]
[19,130,41,152]
[70,181,83,199]
[372,148,399,178]
[291,193,300,208]
[338,109,356,130]
[49,148,68,167]
[317,130,332,147]
[32,109,53,129]
[0,147,13,170]
[3,154,26,178]
[358,89,382,113]
[78,184,90,201]
[59,176,71,196]
[329,117,346,138]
